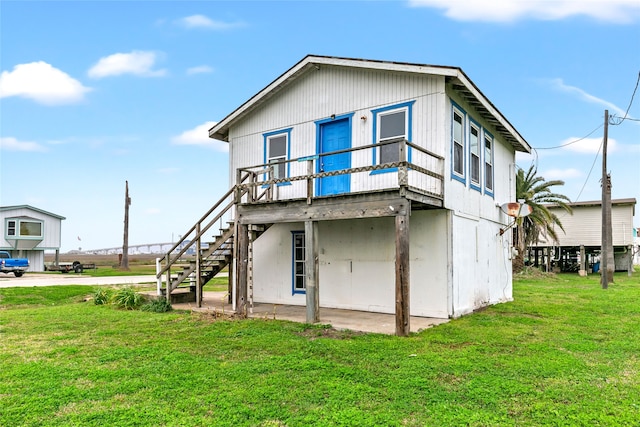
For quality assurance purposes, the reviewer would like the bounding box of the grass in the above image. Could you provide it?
[1,269,638,426]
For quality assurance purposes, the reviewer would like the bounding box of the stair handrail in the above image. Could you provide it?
[156,171,252,280]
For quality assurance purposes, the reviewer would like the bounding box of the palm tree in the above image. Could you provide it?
[513,165,572,273]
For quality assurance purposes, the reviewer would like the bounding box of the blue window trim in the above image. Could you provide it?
[468,117,482,192]
[483,130,495,198]
[291,230,305,295]
[315,113,354,195]
[370,101,415,175]
[263,128,293,187]
[451,101,466,185]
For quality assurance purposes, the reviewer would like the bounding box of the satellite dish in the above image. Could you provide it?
[500,202,533,218]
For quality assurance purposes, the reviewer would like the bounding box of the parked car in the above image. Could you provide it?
[0,250,29,277]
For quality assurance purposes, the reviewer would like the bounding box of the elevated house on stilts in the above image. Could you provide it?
[156,55,532,336]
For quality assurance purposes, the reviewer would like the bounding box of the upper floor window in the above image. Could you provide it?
[452,106,466,181]
[5,218,43,239]
[371,101,414,168]
[484,132,494,195]
[263,128,292,180]
[470,121,481,190]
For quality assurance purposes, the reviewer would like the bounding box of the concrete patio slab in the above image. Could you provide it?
[166,291,449,335]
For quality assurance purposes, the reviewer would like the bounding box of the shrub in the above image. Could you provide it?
[141,298,173,313]
[93,288,114,305]
[111,286,144,310]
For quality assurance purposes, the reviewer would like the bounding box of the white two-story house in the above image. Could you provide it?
[159,55,531,335]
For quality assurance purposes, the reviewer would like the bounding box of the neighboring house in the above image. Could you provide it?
[0,205,66,272]
[159,55,532,335]
[528,198,636,272]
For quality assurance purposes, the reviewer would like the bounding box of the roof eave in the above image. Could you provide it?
[209,55,532,154]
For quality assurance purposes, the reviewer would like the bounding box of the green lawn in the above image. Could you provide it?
[1,270,638,426]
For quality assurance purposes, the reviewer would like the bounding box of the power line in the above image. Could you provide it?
[533,123,604,150]
[610,70,640,126]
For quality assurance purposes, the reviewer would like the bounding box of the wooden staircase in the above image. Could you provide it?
[156,170,273,307]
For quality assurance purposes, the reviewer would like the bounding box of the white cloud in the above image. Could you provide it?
[408,0,640,23]
[542,168,583,180]
[177,14,245,30]
[172,121,228,152]
[562,136,617,154]
[547,78,626,116]
[0,136,48,152]
[0,62,91,105]
[88,51,167,78]
[186,65,214,75]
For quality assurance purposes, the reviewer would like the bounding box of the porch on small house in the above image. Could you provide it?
[155,138,446,336]
[232,137,446,336]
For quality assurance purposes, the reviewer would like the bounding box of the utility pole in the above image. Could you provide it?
[601,110,614,288]
[121,180,131,270]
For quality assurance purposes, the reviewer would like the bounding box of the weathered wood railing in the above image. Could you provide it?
[236,138,444,205]
[155,171,253,300]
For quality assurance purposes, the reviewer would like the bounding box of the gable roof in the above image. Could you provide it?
[0,205,66,220]
[209,54,531,153]
[545,198,636,214]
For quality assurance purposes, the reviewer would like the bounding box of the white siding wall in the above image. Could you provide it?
[227,66,448,198]
[535,203,635,247]
[450,212,513,317]
[252,211,451,318]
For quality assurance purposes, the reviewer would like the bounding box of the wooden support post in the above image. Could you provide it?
[236,223,249,317]
[305,220,319,323]
[235,169,243,204]
[398,139,408,187]
[227,250,233,304]
[306,159,314,205]
[165,265,171,304]
[395,210,410,337]
[579,245,586,277]
[195,223,202,307]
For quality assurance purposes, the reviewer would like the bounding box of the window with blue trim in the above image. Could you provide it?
[452,106,466,181]
[484,132,494,195]
[469,120,481,190]
[263,128,292,181]
[371,101,414,168]
[292,231,305,294]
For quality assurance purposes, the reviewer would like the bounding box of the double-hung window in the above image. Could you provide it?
[484,132,494,195]
[469,120,481,190]
[263,128,292,180]
[292,231,305,294]
[372,101,414,169]
[7,220,16,236]
[452,105,466,182]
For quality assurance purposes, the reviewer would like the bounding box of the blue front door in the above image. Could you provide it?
[318,118,351,196]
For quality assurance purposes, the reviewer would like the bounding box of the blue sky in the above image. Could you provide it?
[1,0,639,253]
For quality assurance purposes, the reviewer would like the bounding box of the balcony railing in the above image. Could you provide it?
[235,138,445,206]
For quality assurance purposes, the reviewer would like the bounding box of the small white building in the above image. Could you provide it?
[160,55,532,335]
[0,205,66,272]
[529,198,637,272]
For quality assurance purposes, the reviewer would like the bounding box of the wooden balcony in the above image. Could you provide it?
[234,138,445,225]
